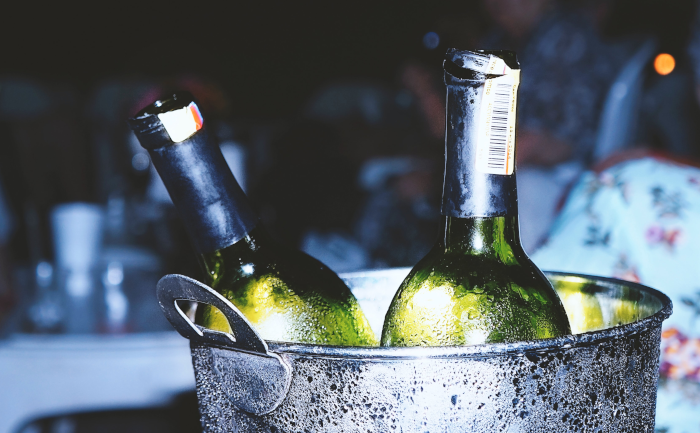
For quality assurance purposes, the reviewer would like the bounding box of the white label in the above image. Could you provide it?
[158,102,204,143]
[457,52,512,76]
[476,70,520,175]
[485,56,510,76]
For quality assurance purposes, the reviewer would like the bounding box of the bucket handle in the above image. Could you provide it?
[156,274,293,416]
[156,273,270,356]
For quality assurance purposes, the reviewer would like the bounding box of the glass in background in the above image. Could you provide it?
[26,261,60,333]
[50,203,104,334]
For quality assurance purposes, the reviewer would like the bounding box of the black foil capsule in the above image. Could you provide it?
[128,92,258,254]
[441,49,521,218]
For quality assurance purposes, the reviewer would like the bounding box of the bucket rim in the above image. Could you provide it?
[263,271,672,360]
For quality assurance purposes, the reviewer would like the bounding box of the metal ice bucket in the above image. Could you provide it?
[157,269,672,433]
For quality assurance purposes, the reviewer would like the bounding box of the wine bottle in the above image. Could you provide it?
[381,49,570,347]
[128,92,377,346]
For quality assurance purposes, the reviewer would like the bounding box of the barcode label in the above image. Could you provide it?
[476,71,519,175]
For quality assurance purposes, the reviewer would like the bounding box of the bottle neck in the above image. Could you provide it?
[441,49,519,219]
[139,126,258,254]
[440,215,521,261]
[199,222,272,284]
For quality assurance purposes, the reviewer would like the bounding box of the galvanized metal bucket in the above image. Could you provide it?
[157,269,672,433]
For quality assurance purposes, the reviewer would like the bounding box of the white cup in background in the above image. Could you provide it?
[50,203,105,333]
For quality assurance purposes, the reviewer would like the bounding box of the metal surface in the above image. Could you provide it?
[158,271,672,432]
[156,275,291,415]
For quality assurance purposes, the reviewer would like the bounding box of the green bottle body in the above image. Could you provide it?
[195,224,377,345]
[128,92,377,346]
[381,216,570,346]
[381,49,570,347]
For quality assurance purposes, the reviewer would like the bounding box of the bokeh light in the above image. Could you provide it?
[654,53,676,75]
[422,32,440,50]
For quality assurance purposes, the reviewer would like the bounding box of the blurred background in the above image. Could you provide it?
[3,0,700,431]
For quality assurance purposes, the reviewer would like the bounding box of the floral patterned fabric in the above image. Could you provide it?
[530,156,700,431]
[532,156,700,376]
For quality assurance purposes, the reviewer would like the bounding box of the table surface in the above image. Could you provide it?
[0,332,194,433]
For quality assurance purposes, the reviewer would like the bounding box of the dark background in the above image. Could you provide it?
[2,1,466,118]
[2,1,693,116]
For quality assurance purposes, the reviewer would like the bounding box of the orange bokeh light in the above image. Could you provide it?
[654,53,675,76]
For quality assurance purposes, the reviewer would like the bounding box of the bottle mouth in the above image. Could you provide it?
[128,91,204,148]
[134,91,197,118]
[444,59,485,81]
[475,49,519,70]
[443,49,520,81]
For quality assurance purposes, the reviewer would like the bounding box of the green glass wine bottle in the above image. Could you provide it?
[381,49,570,347]
[129,92,377,346]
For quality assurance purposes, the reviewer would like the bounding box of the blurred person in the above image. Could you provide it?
[357,1,630,253]
[479,0,631,251]
[482,0,626,165]
[526,151,700,429]
[358,1,625,255]
[529,154,700,432]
